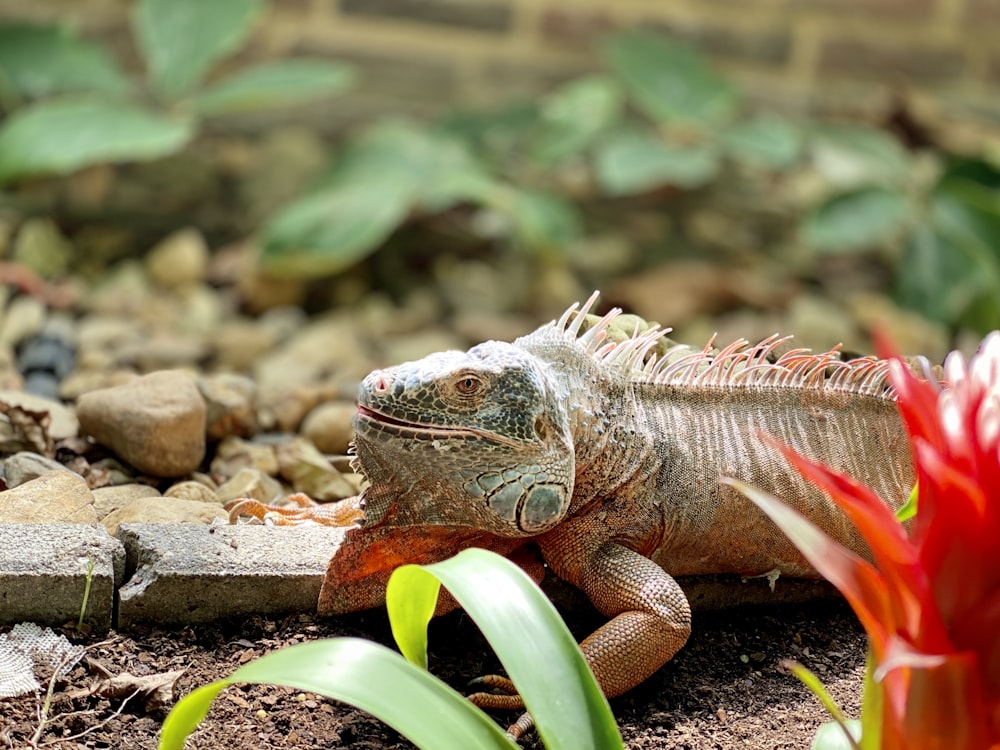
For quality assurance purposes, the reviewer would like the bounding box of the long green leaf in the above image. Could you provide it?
[388,549,623,750]
[595,127,720,194]
[133,0,264,100]
[0,24,130,102]
[191,59,355,116]
[0,98,192,183]
[603,30,737,129]
[158,638,517,750]
[803,186,910,253]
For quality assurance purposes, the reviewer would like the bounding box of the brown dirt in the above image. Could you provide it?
[0,597,864,749]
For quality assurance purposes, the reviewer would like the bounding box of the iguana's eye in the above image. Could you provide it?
[455,375,482,395]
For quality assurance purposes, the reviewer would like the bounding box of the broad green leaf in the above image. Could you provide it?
[259,178,413,277]
[158,638,517,750]
[896,483,918,522]
[901,177,1000,331]
[722,115,803,169]
[0,24,130,102]
[388,549,623,750]
[507,188,582,255]
[0,99,192,183]
[810,124,909,188]
[261,120,499,277]
[803,187,910,253]
[603,30,737,129]
[386,565,440,670]
[533,75,624,164]
[133,0,264,100]
[594,127,720,194]
[191,59,355,116]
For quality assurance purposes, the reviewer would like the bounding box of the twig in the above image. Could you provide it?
[37,687,142,747]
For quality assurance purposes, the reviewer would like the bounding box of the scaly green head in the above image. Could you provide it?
[352,341,575,536]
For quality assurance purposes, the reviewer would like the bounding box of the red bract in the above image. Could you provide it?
[741,332,1000,749]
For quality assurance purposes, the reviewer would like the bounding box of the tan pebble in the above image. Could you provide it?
[145,228,209,289]
[216,468,283,504]
[101,496,227,535]
[0,471,96,523]
[164,481,220,504]
[300,401,356,455]
[92,483,162,520]
[76,370,206,478]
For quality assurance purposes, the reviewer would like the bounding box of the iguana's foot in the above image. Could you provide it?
[225,493,363,527]
[467,675,535,739]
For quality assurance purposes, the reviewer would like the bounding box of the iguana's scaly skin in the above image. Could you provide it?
[231,293,918,731]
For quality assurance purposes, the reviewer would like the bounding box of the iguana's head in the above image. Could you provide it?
[352,341,575,536]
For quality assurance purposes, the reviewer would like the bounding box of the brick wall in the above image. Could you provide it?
[1,0,997,131]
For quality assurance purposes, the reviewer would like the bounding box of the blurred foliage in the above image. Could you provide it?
[0,0,354,183]
[258,29,1000,334]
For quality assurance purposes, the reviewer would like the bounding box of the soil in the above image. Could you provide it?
[1,597,865,750]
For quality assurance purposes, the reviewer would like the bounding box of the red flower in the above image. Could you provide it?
[737,333,1000,749]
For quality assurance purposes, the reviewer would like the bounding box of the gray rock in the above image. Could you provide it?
[3,451,73,487]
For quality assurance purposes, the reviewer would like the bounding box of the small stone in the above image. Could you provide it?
[2,451,72,487]
[76,370,207,477]
[0,296,46,348]
[0,470,96,523]
[276,437,358,501]
[144,228,209,289]
[211,436,279,478]
[164,480,220,504]
[216,467,283,504]
[12,219,73,278]
[59,368,138,401]
[300,401,356,455]
[92,483,162,520]
[101,496,227,535]
[197,373,258,441]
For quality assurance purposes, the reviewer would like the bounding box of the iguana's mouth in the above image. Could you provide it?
[356,405,521,446]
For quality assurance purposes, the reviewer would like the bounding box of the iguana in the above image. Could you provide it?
[229,292,918,737]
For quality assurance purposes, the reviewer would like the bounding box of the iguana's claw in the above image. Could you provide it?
[467,674,524,711]
[506,712,535,741]
[225,493,364,527]
[467,674,517,694]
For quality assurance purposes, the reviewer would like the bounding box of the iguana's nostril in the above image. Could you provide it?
[371,372,392,394]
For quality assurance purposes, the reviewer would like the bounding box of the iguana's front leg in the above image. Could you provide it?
[470,534,691,735]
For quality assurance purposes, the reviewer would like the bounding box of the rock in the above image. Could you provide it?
[300,401,356,455]
[381,329,466,367]
[211,320,280,372]
[144,228,209,289]
[2,451,73,487]
[216,467,283,504]
[0,296,46,348]
[164,480,220,504]
[92,483,161,520]
[101,497,227,535]
[0,390,79,440]
[276,437,358,501]
[76,370,207,477]
[210,436,279,478]
[197,373,257,440]
[0,470,96,523]
[12,219,73,278]
[59,369,138,401]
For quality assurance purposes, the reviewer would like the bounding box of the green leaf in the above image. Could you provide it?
[810,124,909,188]
[0,24,130,103]
[803,187,910,253]
[507,189,582,255]
[532,75,624,164]
[895,483,918,522]
[594,127,721,195]
[0,98,193,183]
[897,177,1000,330]
[388,549,623,750]
[261,120,501,277]
[386,564,440,670]
[259,178,413,277]
[158,638,518,750]
[191,59,355,116]
[721,115,803,169]
[603,30,737,130]
[133,0,264,100]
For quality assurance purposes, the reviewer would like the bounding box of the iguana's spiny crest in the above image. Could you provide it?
[351,291,905,537]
